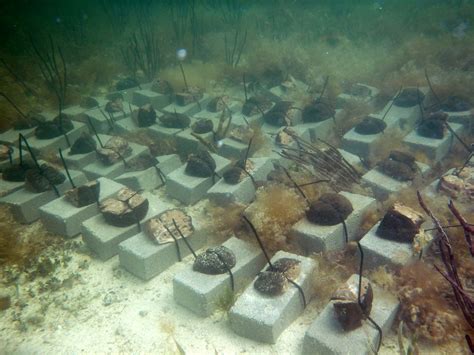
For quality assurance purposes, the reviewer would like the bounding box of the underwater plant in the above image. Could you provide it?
[417,192,474,351]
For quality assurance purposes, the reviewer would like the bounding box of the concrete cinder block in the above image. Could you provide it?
[341,112,404,160]
[0,158,45,197]
[25,122,88,154]
[207,173,254,205]
[81,192,168,260]
[290,192,376,254]
[207,157,273,205]
[62,105,89,121]
[445,110,473,133]
[62,134,111,170]
[81,107,129,134]
[106,85,143,103]
[362,162,431,200]
[173,236,266,317]
[338,149,366,172]
[303,274,400,355]
[336,84,379,108]
[39,177,124,238]
[359,221,432,269]
[155,154,182,175]
[82,142,150,180]
[0,169,87,224]
[0,177,24,198]
[118,213,206,280]
[175,128,214,157]
[147,124,184,142]
[307,115,336,141]
[163,94,211,116]
[132,89,171,109]
[381,88,427,125]
[228,250,317,344]
[115,154,181,191]
[269,79,310,100]
[230,112,264,128]
[115,166,164,191]
[0,127,36,145]
[166,154,231,205]
[218,138,248,161]
[403,123,463,162]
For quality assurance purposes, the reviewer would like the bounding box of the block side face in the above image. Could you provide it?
[229,251,317,344]
[304,276,400,355]
[173,237,266,317]
[119,226,207,281]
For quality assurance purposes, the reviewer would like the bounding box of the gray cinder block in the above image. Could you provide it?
[39,177,124,238]
[166,154,231,205]
[290,192,376,254]
[81,107,129,134]
[338,149,365,172]
[175,127,214,157]
[25,122,88,153]
[307,115,336,141]
[218,138,248,161]
[62,134,111,170]
[403,123,463,162]
[61,105,88,121]
[303,274,400,355]
[380,88,427,125]
[359,221,432,269]
[163,94,211,116]
[115,166,163,191]
[207,157,273,205]
[445,110,473,133]
[118,214,206,280]
[0,177,24,198]
[228,251,317,344]
[0,127,36,145]
[147,124,184,142]
[173,236,266,317]
[81,192,168,260]
[269,79,310,100]
[230,112,264,128]
[0,169,87,224]
[82,142,150,180]
[132,89,171,109]
[115,154,181,192]
[362,162,431,200]
[341,112,404,161]
[336,83,379,109]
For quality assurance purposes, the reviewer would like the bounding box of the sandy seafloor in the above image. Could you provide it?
[0,185,403,355]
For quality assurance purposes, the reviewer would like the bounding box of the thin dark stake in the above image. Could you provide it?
[99,108,114,130]
[444,122,472,153]
[381,86,402,121]
[243,73,248,101]
[19,133,60,197]
[318,76,329,100]
[286,278,307,308]
[209,250,235,292]
[160,219,182,262]
[356,242,383,353]
[178,61,189,92]
[172,218,197,259]
[87,117,104,148]
[124,191,141,232]
[7,148,13,165]
[58,148,75,188]
[0,92,34,122]
[242,215,273,269]
[424,68,441,105]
